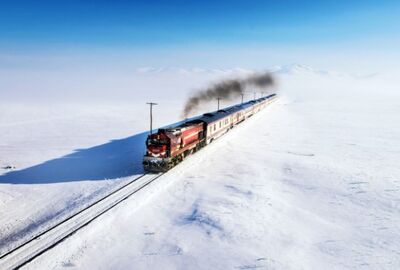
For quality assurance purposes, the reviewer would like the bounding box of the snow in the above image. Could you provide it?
[1,66,400,269]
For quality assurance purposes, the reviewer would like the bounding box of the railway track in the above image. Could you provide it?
[0,173,164,270]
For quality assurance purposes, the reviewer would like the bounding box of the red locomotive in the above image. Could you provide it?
[143,121,206,171]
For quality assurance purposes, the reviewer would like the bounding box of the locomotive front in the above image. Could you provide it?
[143,130,174,172]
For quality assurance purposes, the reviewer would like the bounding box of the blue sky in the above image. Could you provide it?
[0,1,399,72]
[1,1,399,47]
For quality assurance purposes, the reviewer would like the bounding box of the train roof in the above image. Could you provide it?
[186,93,277,125]
[196,111,231,124]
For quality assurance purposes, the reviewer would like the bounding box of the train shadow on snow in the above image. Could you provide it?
[0,131,150,184]
[0,116,193,184]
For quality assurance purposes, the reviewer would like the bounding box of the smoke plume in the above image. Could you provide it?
[245,73,275,87]
[182,72,275,118]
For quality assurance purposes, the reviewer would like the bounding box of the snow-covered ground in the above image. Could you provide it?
[1,65,400,269]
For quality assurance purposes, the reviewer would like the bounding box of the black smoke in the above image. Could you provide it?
[245,73,275,88]
[182,72,275,118]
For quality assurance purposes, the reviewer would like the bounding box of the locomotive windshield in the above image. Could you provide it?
[147,138,168,145]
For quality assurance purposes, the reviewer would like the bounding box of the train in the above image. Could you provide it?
[143,93,277,172]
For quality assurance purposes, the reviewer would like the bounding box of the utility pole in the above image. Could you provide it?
[253,92,256,100]
[146,102,157,135]
[217,97,221,110]
[240,93,244,104]
[261,92,265,98]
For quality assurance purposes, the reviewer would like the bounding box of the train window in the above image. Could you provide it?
[219,122,221,128]
[214,124,216,131]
